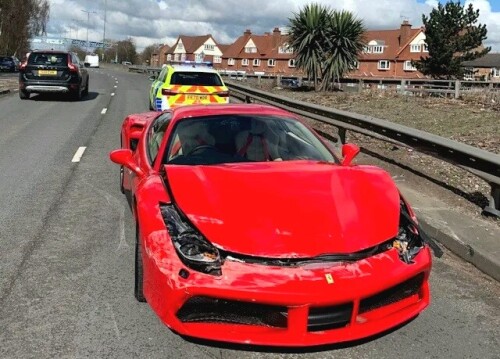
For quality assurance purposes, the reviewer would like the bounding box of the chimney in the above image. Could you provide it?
[244,29,252,37]
[400,20,411,46]
[272,27,281,48]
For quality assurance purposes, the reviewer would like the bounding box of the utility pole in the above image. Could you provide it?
[81,9,96,54]
[102,0,107,61]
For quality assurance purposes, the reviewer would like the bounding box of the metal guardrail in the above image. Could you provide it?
[226,81,500,218]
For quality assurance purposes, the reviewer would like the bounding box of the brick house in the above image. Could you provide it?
[462,53,500,81]
[150,44,170,67]
[165,35,224,64]
[348,21,428,79]
[217,28,300,76]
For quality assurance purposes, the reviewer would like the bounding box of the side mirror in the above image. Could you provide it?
[109,149,145,178]
[148,75,156,81]
[341,143,360,166]
[84,62,90,67]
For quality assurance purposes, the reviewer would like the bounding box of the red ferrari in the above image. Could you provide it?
[109,104,432,346]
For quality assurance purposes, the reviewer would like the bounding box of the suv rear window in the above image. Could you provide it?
[170,72,223,86]
[28,53,68,66]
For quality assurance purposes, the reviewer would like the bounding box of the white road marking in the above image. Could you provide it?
[111,93,115,96]
[101,108,107,114]
[71,146,87,163]
[114,85,117,88]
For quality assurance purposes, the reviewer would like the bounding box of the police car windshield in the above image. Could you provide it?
[170,72,223,86]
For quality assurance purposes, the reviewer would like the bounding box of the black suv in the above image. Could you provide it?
[19,50,89,100]
[0,56,19,72]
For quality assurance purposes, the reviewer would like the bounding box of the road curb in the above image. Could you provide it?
[419,218,500,282]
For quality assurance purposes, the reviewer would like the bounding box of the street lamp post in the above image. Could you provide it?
[81,9,96,53]
[102,0,107,61]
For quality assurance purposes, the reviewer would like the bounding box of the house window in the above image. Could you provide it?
[372,45,383,54]
[228,58,235,66]
[423,44,429,52]
[288,59,295,67]
[463,71,474,80]
[404,60,416,71]
[195,53,203,61]
[278,44,294,54]
[253,59,260,66]
[242,58,249,66]
[204,44,215,51]
[268,59,276,67]
[180,54,186,61]
[352,60,359,69]
[492,68,500,77]
[167,54,172,61]
[174,54,179,61]
[378,60,390,70]
[410,44,421,53]
[213,56,222,64]
[244,46,257,53]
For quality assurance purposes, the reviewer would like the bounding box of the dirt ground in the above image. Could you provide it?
[233,79,499,224]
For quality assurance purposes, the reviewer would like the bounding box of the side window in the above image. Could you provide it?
[158,67,168,83]
[148,112,172,163]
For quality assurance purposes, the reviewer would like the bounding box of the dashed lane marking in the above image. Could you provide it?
[101,108,107,114]
[71,147,87,163]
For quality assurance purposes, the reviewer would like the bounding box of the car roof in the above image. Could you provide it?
[169,104,298,121]
[169,64,219,73]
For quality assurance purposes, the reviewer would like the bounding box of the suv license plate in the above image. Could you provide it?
[187,95,208,102]
[39,70,57,76]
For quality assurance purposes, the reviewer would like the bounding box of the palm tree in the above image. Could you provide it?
[289,4,366,91]
[321,10,366,91]
[288,3,330,90]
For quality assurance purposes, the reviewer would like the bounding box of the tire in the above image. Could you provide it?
[82,77,89,97]
[71,86,82,101]
[134,225,146,302]
[19,90,28,100]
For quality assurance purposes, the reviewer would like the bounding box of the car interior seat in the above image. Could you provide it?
[235,119,281,161]
[170,121,215,157]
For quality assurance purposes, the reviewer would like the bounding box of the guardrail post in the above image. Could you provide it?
[483,183,500,218]
[399,79,406,94]
[257,75,261,85]
[455,80,461,99]
[338,128,346,144]
[245,95,252,104]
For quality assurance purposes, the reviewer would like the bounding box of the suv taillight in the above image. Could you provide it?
[19,62,27,71]
[162,89,178,96]
[68,54,78,72]
[215,91,229,97]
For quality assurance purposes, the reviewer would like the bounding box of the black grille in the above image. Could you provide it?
[176,296,288,328]
[359,273,425,314]
[307,303,353,332]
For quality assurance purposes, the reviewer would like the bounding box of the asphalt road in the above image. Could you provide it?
[0,68,499,359]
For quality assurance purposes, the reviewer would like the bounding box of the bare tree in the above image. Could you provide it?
[0,0,50,56]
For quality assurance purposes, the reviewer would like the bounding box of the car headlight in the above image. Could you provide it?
[393,199,424,264]
[160,204,222,276]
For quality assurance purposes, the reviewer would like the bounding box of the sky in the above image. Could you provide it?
[45,0,500,52]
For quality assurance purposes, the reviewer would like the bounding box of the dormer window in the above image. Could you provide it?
[204,44,215,51]
[245,46,257,53]
[177,43,184,51]
[278,43,294,54]
[410,44,421,52]
[364,40,385,54]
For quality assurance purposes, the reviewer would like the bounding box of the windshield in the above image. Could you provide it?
[164,114,336,165]
[170,72,223,86]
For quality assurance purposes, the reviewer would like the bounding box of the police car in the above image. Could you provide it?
[149,61,229,111]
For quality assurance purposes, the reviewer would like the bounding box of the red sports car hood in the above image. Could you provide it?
[165,162,400,258]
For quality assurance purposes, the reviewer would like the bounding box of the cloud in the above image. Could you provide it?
[45,0,499,51]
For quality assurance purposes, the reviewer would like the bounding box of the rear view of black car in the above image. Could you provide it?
[0,56,19,72]
[19,51,89,100]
